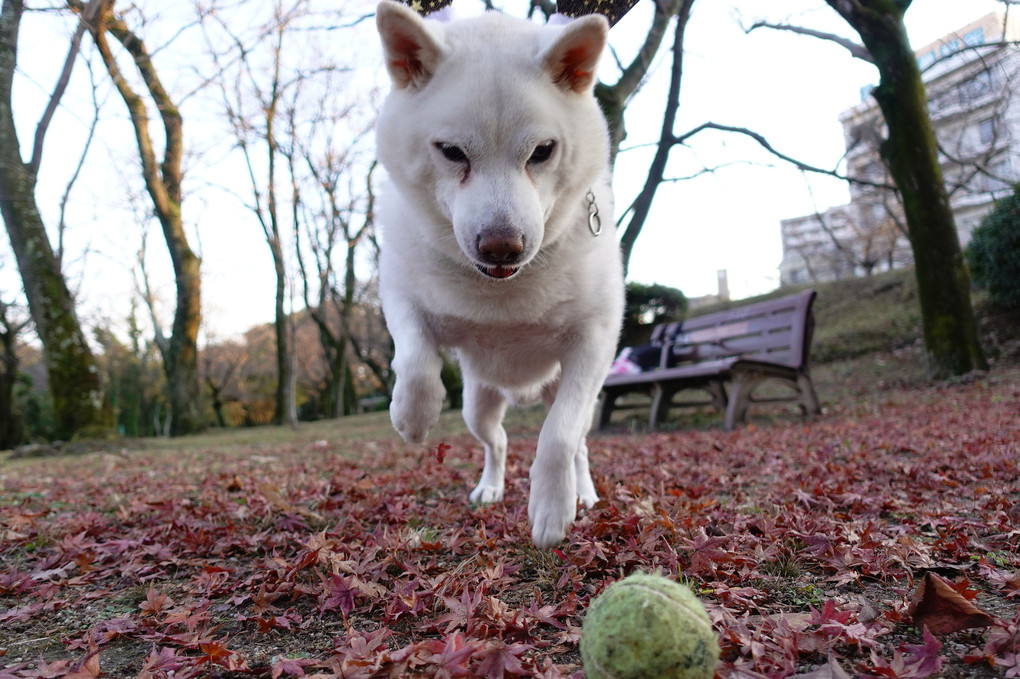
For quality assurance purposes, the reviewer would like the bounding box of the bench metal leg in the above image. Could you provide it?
[649,384,667,429]
[725,374,761,430]
[727,371,821,430]
[652,382,727,429]
[596,390,616,430]
[706,381,727,413]
[797,374,821,417]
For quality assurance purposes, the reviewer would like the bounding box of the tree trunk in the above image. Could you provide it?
[0,0,106,439]
[269,231,294,428]
[0,301,24,447]
[87,0,204,434]
[824,0,986,379]
[594,0,685,164]
[619,0,696,275]
[317,335,346,419]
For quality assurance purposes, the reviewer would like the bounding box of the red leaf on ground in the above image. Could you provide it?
[139,585,170,617]
[63,654,100,679]
[435,442,451,465]
[271,656,316,678]
[908,572,996,635]
[902,627,943,677]
[794,656,852,678]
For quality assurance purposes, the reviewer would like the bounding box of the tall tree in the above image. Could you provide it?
[821,0,986,379]
[290,91,381,418]
[74,0,205,434]
[0,0,107,439]
[617,0,696,272]
[200,0,304,428]
[0,296,27,447]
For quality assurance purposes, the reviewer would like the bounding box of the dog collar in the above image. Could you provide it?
[586,189,602,237]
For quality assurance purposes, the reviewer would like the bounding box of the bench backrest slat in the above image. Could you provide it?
[667,289,816,369]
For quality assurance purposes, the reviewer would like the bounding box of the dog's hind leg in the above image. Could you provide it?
[464,379,509,504]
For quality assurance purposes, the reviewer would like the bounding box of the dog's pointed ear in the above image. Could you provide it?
[541,15,608,94]
[377,1,444,90]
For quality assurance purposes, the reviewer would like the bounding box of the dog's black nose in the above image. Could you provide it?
[477,232,524,264]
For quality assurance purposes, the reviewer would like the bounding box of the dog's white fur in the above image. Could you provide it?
[375,1,624,547]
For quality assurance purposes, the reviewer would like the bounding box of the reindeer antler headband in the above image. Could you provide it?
[398,0,640,27]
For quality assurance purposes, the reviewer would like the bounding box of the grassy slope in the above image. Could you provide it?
[692,267,1018,367]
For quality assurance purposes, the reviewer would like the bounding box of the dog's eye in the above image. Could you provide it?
[435,142,468,163]
[529,141,556,164]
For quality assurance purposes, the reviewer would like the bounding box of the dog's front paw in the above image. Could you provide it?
[469,483,504,504]
[528,460,576,548]
[390,375,445,444]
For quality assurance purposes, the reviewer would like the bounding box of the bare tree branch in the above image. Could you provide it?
[56,54,101,268]
[745,20,873,63]
[30,0,103,174]
[618,0,694,272]
[673,121,894,189]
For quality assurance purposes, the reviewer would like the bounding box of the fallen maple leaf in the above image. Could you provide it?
[139,585,170,617]
[901,627,943,677]
[271,656,317,678]
[64,654,101,679]
[793,656,852,678]
[908,572,997,635]
[435,442,451,465]
[257,482,322,520]
[258,482,298,514]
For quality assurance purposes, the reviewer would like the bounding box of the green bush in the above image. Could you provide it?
[966,184,1020,309]
[620,282,687,348]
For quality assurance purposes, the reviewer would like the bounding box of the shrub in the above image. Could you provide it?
[966,184,1020,309]
[621,282,687,347]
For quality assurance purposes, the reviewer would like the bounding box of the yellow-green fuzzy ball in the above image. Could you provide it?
[580,573,719,679]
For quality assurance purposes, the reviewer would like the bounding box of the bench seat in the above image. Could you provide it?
[598,289,821,431]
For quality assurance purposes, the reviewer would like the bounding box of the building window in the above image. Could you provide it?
[939,39,961,58]
[918,50,937,70]
[979,117,995,145]
[986,160,1012,192]
[963,28,985,47]
[961,69,994,103]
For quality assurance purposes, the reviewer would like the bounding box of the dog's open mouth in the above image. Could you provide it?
[476,264,520,279]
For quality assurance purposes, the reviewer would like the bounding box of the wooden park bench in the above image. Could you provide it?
[597,289,821,431]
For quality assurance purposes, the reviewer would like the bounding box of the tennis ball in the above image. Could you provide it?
[580,572,719,679]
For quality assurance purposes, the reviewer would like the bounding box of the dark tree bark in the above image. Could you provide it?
[823,0,986,379]
[618,0,696,274]
[79,0,205,434]
[0,298,26,447]
[0,0,107,439]
[594,0,687,163]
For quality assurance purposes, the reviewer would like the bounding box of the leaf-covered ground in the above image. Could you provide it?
[2,365,1019,678]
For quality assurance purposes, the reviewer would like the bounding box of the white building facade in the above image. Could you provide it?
[780,11,1020,287]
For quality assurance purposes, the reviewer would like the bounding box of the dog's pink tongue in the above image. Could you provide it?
[488,266,518,279]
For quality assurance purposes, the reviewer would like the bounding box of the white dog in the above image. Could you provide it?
[374,1,624,547]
